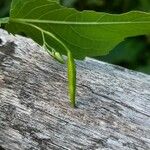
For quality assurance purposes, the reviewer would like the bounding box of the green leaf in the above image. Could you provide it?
[6,0,150,59]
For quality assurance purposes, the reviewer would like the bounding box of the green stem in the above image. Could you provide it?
[42,32,65,64]
[67,51,76,108]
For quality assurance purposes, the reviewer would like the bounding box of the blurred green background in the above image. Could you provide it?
[0,0,150,74]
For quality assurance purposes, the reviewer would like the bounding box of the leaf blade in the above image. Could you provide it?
[7,0,150,59]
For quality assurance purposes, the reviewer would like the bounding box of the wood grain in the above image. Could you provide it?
[0,29,150,150]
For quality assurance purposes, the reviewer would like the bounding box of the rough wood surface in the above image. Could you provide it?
[0,29,150,150]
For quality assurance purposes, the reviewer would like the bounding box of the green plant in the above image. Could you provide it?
[0,0,150,107]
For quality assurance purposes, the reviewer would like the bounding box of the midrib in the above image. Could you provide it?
[10,18,150,25]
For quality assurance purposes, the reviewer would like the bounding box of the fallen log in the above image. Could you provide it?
[0,29,150,150]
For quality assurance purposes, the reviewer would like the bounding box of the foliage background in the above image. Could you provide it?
[0,0,150,74]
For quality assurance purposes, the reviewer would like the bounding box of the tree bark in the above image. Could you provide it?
[0,29,150,150]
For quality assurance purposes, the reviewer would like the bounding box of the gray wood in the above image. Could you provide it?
[0,28,150,150]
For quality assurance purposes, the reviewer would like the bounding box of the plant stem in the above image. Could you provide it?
[67,51,76,108]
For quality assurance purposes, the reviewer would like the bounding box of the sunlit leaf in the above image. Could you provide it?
[6,0,150,59]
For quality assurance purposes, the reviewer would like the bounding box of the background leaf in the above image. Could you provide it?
[0,0,11,18]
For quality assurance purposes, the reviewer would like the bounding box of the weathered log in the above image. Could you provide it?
[0,28,150,150]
